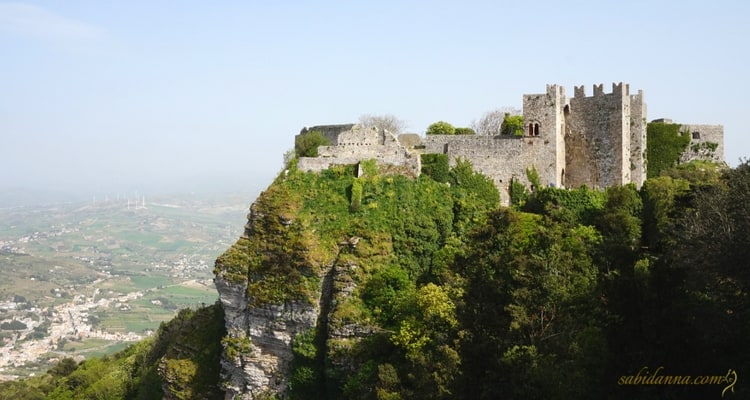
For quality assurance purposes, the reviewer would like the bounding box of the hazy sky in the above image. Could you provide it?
[1,1,748,198]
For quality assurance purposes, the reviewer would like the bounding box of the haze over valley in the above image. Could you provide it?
[0,190,255,379]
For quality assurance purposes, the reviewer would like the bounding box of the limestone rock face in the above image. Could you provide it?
[213,173,380,399]
[214,193,322,400]
[216,274,318,399]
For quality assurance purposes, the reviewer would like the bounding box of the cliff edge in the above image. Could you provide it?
[213,160,498,399]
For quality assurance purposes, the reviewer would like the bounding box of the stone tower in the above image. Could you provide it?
[521,84,567,188]
[562,82,646,189]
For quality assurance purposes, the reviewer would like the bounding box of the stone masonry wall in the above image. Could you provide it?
[422,135,560,205]
[522,84,566,189]
[565,83,632,189]
[297,125,420,176]
[629,91,647,187]
[293,83,721,206]
[299,124,356,145]
[679,124,725,164]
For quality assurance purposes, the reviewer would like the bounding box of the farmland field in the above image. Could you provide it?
[0,191,255,378]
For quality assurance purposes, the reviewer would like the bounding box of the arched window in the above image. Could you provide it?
[534,123,540,136]
[528,123,534,136]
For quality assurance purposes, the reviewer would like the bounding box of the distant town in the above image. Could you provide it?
[0,193,248,379]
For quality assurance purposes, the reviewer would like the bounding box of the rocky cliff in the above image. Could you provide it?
[213,167,375,399]
[212,160,497,399]
[214,180,319,399]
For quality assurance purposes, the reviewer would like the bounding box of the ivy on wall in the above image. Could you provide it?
[646,122,691,178]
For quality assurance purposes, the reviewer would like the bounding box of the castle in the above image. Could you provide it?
[297,83,724,205]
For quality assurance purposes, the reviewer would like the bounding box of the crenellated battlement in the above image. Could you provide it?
[575,82,630,98]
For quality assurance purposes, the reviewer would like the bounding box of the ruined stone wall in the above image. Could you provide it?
[297,125,420,176]
[565,83,632,189]
[299,124,356,145]
[294,83,724,207]
[422,135,561,205]
[679,124,725,164]
[397,133,422,148]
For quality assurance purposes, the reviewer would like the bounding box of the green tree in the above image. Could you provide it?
[456,208,606,399]
[640,175,690,250]
[362,264,414,327]
[448,159,499,237]
[426,121,456,135]
[420,154,450,183]
[471,107,520,136]
[295,130,331,157]
[391,283,460,400]
[453,127,476,135]
[595,184,642,271]
[48,358,78,378]
[509,177,528,207]
[0,320,27,331]
[526,166,541,190]
[500,113,525,136]
[632,162,750,397]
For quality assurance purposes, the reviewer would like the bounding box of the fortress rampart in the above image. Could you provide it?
[297,124,420,177]
[295,83,723,205]
[679,123,725,164]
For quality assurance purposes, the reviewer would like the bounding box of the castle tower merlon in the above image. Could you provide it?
[612,82,629,96]
[545,83,565,98]
[593,84,604,96]
[631,89,644,102]
[574,85,585,98]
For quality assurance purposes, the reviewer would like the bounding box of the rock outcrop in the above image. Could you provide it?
[216,275,318,399]
[212,162,454,399]
[214,188,323,399]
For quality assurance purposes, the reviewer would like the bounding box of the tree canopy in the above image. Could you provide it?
[426,121,456,135]
[295,130,331,158]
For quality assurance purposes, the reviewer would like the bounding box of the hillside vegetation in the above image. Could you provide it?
[4,157,749,399]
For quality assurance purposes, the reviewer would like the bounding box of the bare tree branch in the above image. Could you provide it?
[471,107,521,136]
[358,114,407,135]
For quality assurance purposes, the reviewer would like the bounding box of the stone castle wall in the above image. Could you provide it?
[297,125,420,176]
[679,124,724,164]
[423,135,562,204]
[629,92,647,187]
[299,124,355,145]
[293,83,723,205]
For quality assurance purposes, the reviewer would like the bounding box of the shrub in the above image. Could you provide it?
[509,177,528,207]
[454,127,476,135]
[421,154,450,183]
[501,113,525,136]
[295,130,330,157]
[426,121,456,135]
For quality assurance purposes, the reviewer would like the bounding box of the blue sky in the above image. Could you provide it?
[1,1,748,199]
